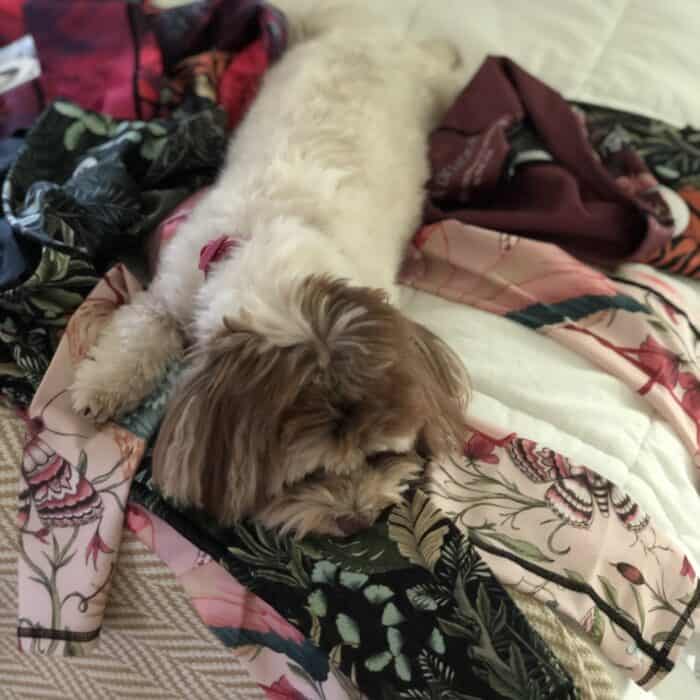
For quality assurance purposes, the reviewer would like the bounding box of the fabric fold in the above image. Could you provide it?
[426,56,674,265]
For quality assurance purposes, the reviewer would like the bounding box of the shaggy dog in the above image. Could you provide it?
[72,10,468,537]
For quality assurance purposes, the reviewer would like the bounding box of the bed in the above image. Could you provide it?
[2,1,700,698]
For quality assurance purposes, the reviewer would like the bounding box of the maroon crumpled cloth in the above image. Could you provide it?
[425,57,673,265]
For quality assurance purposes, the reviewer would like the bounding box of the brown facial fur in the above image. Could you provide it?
[151,275,468,536]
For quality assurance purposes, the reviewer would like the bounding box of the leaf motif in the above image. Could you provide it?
[471,530,554,563]
[300,522,408,573]
[647,318,669,335]
[76,451,88,477]
[508,642,529,686]
[387,490,448,572]
[438,617,473,639]
[309,614,322,644]
[406,584,439,611]
[387,627,403,655]
[121,131,142,143]
[311,560,337,584]
[563,568,587,586]
[64,121,86,151]
[492,601,507,637]
[631,583,646,634]
[417,651,460,693]
[339,571,368,590]
[307,589,327,617]
[590,607,604,645]
[83,113,108,136]
[381,602,406,626]
[140,137,167,161]
[28,293,69,318]
[147,122,168,136]
[476,583,492,627]
[329,643,344,667]
[336,613,360,646]
[428,628,446,655]
[365,651,392,672]
[654,164,680,181]
[394,654,412,682]
[597,575,620,611]
[364,584,394,605]
[54,101,85,119]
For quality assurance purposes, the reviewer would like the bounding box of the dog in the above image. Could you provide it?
[72,11,468,537]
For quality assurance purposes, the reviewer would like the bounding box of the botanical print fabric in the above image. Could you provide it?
[426,423,698,687]
[578,104,700,279]
[0,98,227,407]
[125,503,361,700]
[0,1,284,406]
[399,220,700,469]
[16,266,147,654]
[16,263,580,699]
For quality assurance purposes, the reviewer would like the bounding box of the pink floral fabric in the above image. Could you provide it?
[16,265,146,654]
[125,504,359,699]
[14,262,358,695]
[400,220,700,465]
[427,423,698,686]
[400,219,700,685]
[125,504,304,645]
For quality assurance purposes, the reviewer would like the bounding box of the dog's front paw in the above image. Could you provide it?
[71,357,147,423]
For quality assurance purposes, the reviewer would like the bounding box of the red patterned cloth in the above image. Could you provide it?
[0,0,286,137]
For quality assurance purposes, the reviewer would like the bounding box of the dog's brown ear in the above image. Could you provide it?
[407,321,469,458]
[152,319,310,524]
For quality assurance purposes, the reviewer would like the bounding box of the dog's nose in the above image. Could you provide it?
[336,515,368,536]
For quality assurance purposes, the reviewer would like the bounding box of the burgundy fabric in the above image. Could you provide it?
[426,57,674,265]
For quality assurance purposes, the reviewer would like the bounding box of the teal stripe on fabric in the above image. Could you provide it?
[505,294,649,330]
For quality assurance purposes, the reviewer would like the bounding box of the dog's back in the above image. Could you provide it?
[207,21,461,294]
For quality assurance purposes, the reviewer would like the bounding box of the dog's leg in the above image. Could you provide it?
[71,292,183,421]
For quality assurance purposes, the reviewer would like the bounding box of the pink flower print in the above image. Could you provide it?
[678,372,700,447]
[681,555,696,582]
[259,676,309,700]
[22,436,103,528]
[465,431,515,463]
[465,433,500,463]
[635,336,680,394]
[179,560,305,644]
[125,503,152,535]
[679,372,700,419]
[85,529,113,569]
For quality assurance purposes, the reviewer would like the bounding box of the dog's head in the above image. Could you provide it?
[152,275,468,537]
